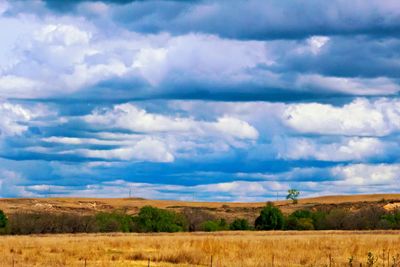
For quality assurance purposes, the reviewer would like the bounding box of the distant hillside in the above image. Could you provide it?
[1,194,400,223]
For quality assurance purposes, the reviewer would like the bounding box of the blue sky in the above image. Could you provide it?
[0,0,400,201]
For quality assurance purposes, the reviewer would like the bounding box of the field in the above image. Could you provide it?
[2,194,400,266]
[1,193,400,223]
[1,231,400,266]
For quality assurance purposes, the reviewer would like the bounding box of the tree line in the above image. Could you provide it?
[0,202,399,235]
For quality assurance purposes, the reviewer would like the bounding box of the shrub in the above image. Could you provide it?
[296,218,314,230]
[380,209,400,229]
[285,210,315,230]
[0,210,8,234]
[342,206,386,230]
[310,211,328,230]
[181,208,216,231]
[133,206,188,232]
[0,210,7,228]
[230,218,251,230]
[255,202,284,230]
[201,219,228,232]
[9,212,98,234]
[201,220,220,232]
[324,208,348,230]
[95,212,134,232]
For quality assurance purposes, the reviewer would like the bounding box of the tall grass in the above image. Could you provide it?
[0,231,400,266]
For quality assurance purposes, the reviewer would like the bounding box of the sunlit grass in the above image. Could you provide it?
[1,231,400,266]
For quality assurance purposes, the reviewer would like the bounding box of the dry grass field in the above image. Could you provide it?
[1,231,400,267]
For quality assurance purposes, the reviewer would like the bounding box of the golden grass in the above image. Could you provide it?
[1,231,400,267]
[1,193,400,218]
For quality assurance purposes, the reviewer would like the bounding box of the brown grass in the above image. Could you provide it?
[1,231,400,266]
[1,194,400,223]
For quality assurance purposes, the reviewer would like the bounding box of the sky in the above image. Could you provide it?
[0,0,400,201]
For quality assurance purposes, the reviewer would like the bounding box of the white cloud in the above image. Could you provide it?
[0,170,34,197]
[213,116,259,139]
[0,14,272,99]
[277,137,386,161]
[0,75,43,98]
[34,24,91,46]
[0,101,42,137]
[84,103,258,140]
[307,36,329,54]
[70,137,174,163]
[296,75,400,95]
[283,98,400,136]
[331,163,400,186]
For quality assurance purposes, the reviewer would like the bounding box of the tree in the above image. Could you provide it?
[230,218,251,230]
[181,208,216,231]
[285,210,314,230]
[0,210,7,229]
[201,219,228,232]
[95,212,134,232]
[255,202,284,230]
[286,189,300,204]
[133,206,188,232]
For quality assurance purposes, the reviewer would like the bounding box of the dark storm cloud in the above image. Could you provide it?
[101,0,400,39]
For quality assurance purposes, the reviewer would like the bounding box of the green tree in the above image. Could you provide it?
[286,189,300,204]
[255,202,284,230]
[285,210,314,230]
[133,206,188,232]
[201,220,220,232]
[0,210,7,231]
[0,210,7,227]
[201,219,228,232]
[229,218,251,230]
[95,212,134,232]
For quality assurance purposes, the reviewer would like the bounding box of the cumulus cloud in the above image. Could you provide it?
[73,137,174,162]
[2,8,399,101]
[84,103,259,140]
[283,98,400,136]
[276,137,387,162]
[0,101,45,137]
[331,163,400,186]
[1,0,400,199]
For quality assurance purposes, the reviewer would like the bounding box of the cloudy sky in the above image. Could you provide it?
[0,0,400,201]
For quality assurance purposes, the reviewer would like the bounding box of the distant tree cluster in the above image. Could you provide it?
[0,210,7,234]
[1,200,400,235]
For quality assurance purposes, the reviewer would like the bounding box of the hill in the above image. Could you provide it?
[1,193,400,223]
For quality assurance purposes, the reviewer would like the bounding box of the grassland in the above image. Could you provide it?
[1,231,400,266]
[1,193,400,223]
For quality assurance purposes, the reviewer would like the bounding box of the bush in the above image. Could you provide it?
[230,218,251,230]
[95,212,134,232]
[342,206,386,230]
[0,210,7,228]
[133,206,188,232]
[0,210,8,234]
[255,202,284,230]
[310,211,328,230]
[201,219,228,232]
[181,208,216,231]
[323,208,348,230]
[381,209,400,229]
[285,210,314,230]
[9,212,98,234]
